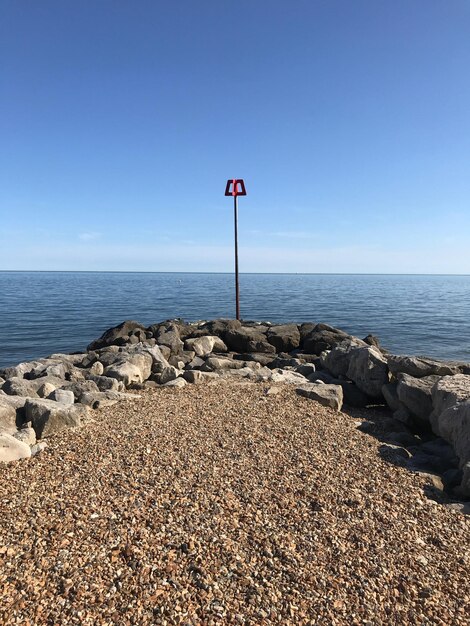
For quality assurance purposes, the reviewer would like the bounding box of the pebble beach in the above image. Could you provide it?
[1,381,469,625]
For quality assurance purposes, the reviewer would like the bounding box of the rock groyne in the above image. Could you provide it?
[1,318,470,500]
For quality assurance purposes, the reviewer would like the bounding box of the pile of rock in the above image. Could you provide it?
[1,318,469,498]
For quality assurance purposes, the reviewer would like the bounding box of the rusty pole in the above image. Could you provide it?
[225,179,246,321]
[234,193,240,321]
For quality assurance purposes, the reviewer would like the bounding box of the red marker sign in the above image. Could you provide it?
[225,178,247,197]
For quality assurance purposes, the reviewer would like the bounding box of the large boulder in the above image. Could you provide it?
[85,374,120,392]
[429,375,470,475]
[320,338,367,378]
[2,377,40,398]
[346,346,389,398]
[0,361,42,380]
[296,383,344,411]
[266,324,300,352]
[396,374,440,422]
[65,380,101,402]
[388,355,460,379]
[198,319,242,340]
[301,324,350,355]
[224,327,275,354]
[87,320,147,351]
[0,433,31,464]
[104,352,153,387]
[25,399,91,438]
[270,369,309,384]
[184,336,228,357]
[0,399,18,434]
[202,357,246,372]
[153,323,184,355]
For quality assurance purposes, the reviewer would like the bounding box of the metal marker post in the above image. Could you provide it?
[225,179,246,321]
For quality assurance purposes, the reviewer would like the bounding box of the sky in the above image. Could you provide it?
[1,1,469,273]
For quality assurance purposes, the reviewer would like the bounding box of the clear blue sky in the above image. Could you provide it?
[1,1,469,273]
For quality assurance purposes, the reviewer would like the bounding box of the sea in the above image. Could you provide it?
[0,271,469,368]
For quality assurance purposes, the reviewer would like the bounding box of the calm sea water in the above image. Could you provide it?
[0,272,469,368]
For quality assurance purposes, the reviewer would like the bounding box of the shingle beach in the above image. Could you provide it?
[1,381,469,625]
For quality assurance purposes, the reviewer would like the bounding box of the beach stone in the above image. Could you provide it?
[199,318,242,340]
[2,377,39,398]
[270,369,309,384]
[346,346,389,398]
[25,399,91,438]
[37,382,57,398]
[234,353,276,366]
[87,320,147,350]
[86,374,120,392]
[202,357,246,372]
[320,338,367,378]
[397,374,440,422]
[47,389,75,406]
[183,370,205,384]
[13,425,36,446]
[266,324,300,352]
[382,382,401,412]
[158,366,180,384]
[388,355,459,378]
[104,352,153,386]
[223,327,275,354]
[28,361,69,380]
[184,336,228,357]
[301,324,350,355]
[79,391,121,409]
[164,377,187,388]
[0,399,18,434]
[0,361,42,380]
[155,324,184,355]
[294,364,316,377]
[89,361,104,376]
[0,433,31,464]
[31,441,47,457]
[65,380,101,401]
[296,383,344,411]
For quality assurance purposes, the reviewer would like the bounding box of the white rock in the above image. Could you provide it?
[184,336,228,357]
[0,433,31,463]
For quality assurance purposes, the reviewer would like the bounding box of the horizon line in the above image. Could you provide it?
[1,270,469,277]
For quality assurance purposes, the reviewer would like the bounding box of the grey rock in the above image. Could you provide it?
[25,399,91,438]
[346,346,389,398]
[0,433,31,463]
[13,425,36,446]
[2,377,40,398]
[233,353,276,366]
[104,351,153,386]
[79,391,122,409]
[0,361,42,380]
[87,320,147,351]
[296,383,344,411]
[37,382,57,399]
[320,338,367,378]
[270,369,309,384]
[266,324,300,352]
[155,323,184,355]
[224,327,275,354]
[64,380,101,402]
[31,441,47,457]
[338,380,370,408]
[397,374,440,422]
[0,399,18,434]
[184,336,228,357]
[183,370,205,384]
[47,389,75,406]
[187,356,205,370]
[89,361,104,376]
[86,374,120,392]
[202,357,246,372]
[301,324,350,355]
[393,405,415,426]
[382,382,401,412]
[388,355,459,378]
[164,377,187,388]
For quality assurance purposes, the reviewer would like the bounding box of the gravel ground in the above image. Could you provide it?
[1,381,469,625]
